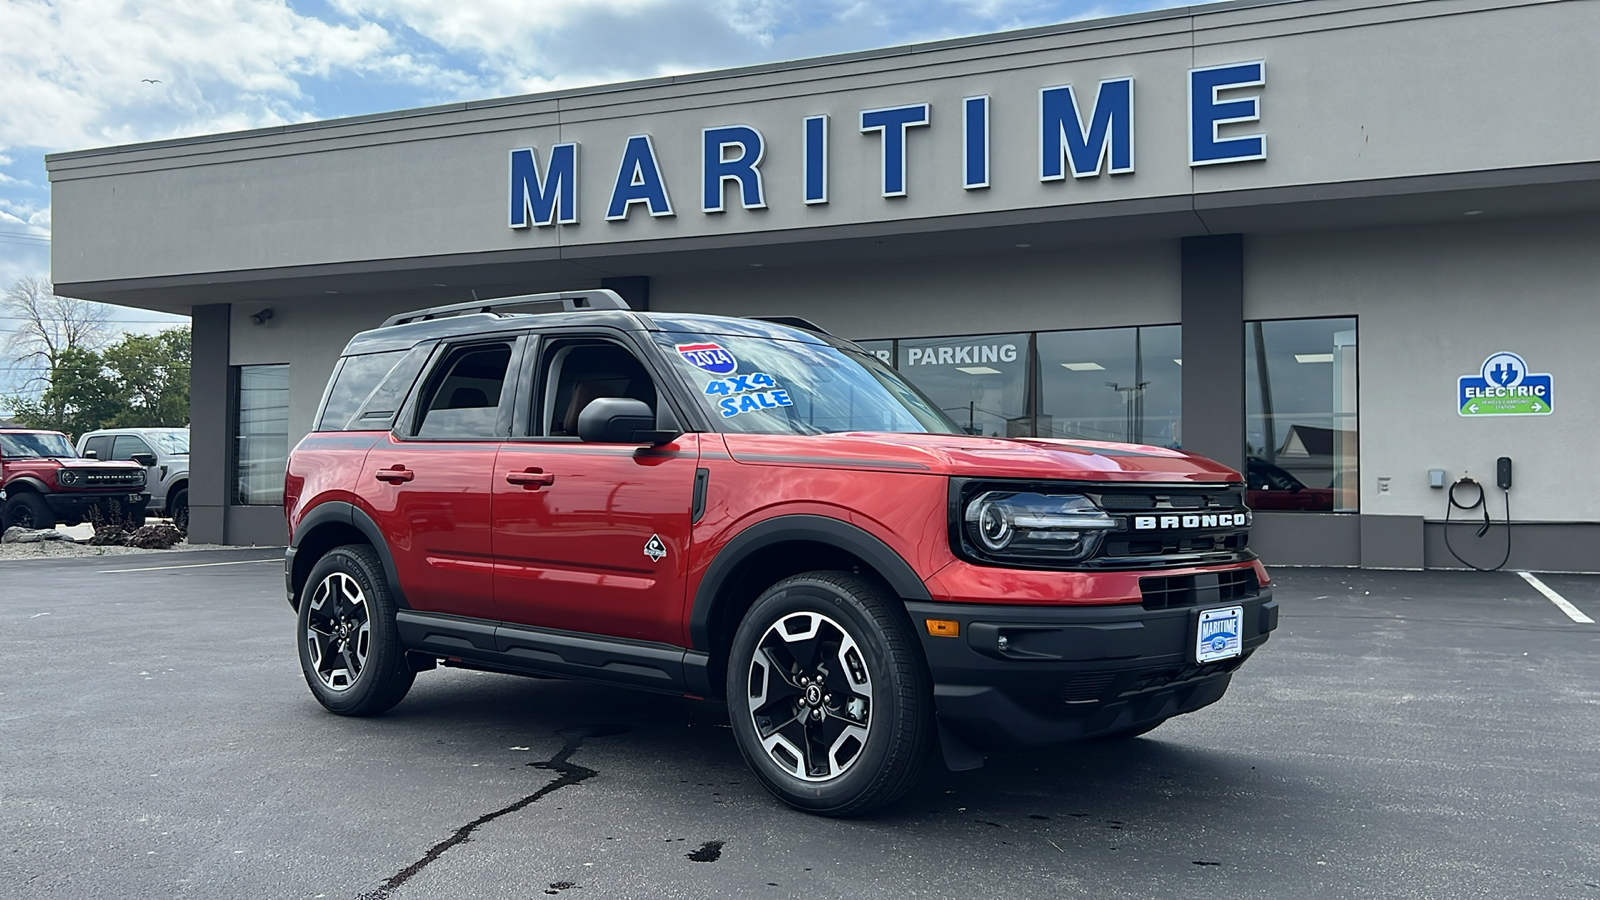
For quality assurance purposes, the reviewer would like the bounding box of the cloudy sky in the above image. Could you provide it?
[0,0,1184,386]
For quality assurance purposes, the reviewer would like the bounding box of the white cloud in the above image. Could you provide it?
[0,0,456,154]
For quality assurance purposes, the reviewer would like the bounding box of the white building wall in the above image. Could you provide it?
[1245,213,1600,524]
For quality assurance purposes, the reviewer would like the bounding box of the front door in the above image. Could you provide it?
[492,335,699,645]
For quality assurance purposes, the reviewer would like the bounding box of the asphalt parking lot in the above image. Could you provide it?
[3,552,1598,900]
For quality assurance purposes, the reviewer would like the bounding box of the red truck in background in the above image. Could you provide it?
[1,426,150,530]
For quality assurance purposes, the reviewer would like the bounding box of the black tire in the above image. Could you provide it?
[726,571,934,817]
[296,544,415,716]
[1097,717,1168,740]
[168,488,189,532]
[2,492,55,530]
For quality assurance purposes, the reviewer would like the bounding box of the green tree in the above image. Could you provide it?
[6,326,190,437]
[8,347,121,436]
[103,328,191,428]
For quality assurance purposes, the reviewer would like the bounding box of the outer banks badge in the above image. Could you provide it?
[643,534,667,562]
[676,342,738,376]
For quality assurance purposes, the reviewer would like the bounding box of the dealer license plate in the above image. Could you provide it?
[1195,606,1244,663]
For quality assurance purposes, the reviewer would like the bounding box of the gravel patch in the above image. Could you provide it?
[0,539,237,561]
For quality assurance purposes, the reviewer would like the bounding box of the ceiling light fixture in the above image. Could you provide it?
[1061,362,1105,371]
[1295,353,1335,363]
[956,365,1002,375]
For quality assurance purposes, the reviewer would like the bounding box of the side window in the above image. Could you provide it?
[536,340,658,437]
[318,350,408,431]
[112,435,154,461]
[412,342,514,439]
[83,436,112,460]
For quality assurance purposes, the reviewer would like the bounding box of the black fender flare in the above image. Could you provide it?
[3,477,52,495]
[688,514,931,651]
[288,500,409,609]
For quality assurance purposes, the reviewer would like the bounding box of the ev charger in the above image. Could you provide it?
[1444,456,1513,571]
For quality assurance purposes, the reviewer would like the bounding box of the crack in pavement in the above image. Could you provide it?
[357,724,626,900]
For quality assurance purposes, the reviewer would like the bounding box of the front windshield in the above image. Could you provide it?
[0,432,76,459]
[146,429,190,454]
[654,332,962,436]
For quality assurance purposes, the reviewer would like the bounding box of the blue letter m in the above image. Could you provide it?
[510,143,579,228]
[1039,78,1134,181]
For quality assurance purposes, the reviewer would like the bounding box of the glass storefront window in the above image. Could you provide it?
[854,340,894,368]
[1245,318,1358,512]
[1036,325,1181,446]
[234,364,290,506]
[896,333,1030,437]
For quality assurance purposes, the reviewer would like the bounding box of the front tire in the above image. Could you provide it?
[726,571,933,816]
[297,544,414,716]
[2,492,54,530]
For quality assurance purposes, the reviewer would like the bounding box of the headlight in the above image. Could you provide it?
[961,490,1116,564]
[56,469,81,487]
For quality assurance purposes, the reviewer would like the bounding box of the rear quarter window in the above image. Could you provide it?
[317,348,427,431]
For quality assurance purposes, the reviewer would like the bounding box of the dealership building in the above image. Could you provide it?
[45,0,1599,570]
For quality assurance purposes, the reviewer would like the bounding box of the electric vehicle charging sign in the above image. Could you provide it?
[1459,352,1553,416]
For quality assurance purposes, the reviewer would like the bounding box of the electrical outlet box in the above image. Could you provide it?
[1429,468,1446,489]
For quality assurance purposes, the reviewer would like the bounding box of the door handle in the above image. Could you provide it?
[374,465,414,484]
[505,468,556,489]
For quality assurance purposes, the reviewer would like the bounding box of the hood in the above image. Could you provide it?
[55,457,146,470]
[721,432,1240,483]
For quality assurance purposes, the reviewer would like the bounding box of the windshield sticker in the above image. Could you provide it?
[676,342,739,375]
[702,371,792,418]
[718,390,793,418]
[703,373,777,395]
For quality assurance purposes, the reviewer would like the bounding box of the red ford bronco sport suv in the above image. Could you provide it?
[285,291,1276,815]
[1,426,150,530]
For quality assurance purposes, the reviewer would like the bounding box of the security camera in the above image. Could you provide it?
[250,308,275,325]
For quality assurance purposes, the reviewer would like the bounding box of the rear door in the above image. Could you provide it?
[357,336,525,622]
[491,332,700,645]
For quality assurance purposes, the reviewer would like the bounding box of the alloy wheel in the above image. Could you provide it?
[745,611,874,782]
[305,572,371,691]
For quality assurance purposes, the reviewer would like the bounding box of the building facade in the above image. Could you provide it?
[46,0,1600,569]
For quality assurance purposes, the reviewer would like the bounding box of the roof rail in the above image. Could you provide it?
[745,315,831,336]
[381,289,631,328]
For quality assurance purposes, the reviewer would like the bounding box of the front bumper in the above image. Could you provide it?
[907,586,1276,751]
[44,491,150,523]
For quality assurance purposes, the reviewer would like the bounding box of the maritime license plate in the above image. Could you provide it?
[1195,606,1244,663]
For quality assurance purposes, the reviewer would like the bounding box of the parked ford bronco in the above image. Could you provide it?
[1,426,150,530]
[284,290,1277,815]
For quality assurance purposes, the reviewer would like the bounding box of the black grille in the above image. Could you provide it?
[1139,568,1260,611]
[1087,485,1252,570]
[1059,673,1118,705]
[75,469,145,487]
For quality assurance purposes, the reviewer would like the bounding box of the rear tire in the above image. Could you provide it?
[2,492,54,530]
[726,571,933,816]
[297,544,414,716]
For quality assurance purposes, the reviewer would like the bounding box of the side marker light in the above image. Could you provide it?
[925,619,960,637]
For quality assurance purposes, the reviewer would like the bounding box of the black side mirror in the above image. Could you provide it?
[577,398,681,445]
[130,452,158,467]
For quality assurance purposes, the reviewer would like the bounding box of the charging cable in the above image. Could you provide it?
[1442,476,1512,572]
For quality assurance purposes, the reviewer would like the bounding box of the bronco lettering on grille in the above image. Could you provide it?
[1132,513,1249,531]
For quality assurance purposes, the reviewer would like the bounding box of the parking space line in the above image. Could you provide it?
[99,559,280,574]
[1519,571,1595,624]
